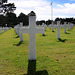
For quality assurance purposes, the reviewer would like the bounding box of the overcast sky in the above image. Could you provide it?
[8,0,75,20]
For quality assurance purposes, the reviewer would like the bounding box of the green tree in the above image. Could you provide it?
[0,0,7,4]
[0,15,6,27]
[0,0,16,15]
[0,0,16,27]
[46,19,51,25]
[36,20,45,25]
[18,12,29,26]
[6,12,17,27]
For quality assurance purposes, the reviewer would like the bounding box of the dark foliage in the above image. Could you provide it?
[55,17,75,24]
[36,20,45,25]
[18,12,29,26]
[0,0,16,15]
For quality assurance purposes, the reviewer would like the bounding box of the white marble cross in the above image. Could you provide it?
[14,24,20,36]
[67,23,70,31]
[52,22,54,32]
[53,21,65,39]
[48,24,52,30]
[41,23,47,35]
[19,11,44,60]
[70,23,74,29]
[2,27,5,33]
[14,22,23,36]
[57,21,60,39]
[0,27,2,33]
[53,21,61,39]
[49,22,57,31]
[64,22,71,33]
[9,27,12,29]
[64,22,67,33]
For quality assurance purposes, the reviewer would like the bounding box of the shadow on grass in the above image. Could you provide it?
[42,34,47,36]
[68,27,74,31]
[14,35,19,38]
[13,41,23,46]
[57,38,67,43]
[23,60,48,75]
[52,30,55,32]
[68,30,70,31]
[65,32,70,34]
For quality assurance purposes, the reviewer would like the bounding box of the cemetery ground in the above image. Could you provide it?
[0,27,75,75]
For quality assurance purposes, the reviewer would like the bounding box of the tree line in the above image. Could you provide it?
[0,0,75,27]
[0,12,29,27]
[36,17,75,25]
[0,12,75,27]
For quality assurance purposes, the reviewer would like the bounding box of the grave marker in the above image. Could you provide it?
[53,21,64,39]
[0,27,2,33]
[64,22,67,33]
[14,22,23,36]
[42,23,47,36]
[19,11,44,60]
[14,24,19,36]
[52,22,54,32]
[57,21,60,39]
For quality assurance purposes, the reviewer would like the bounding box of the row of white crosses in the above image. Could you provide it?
[0,27,11,33]
[49,21,74,39]
[14,19,46,42]
[49,22,74,33]
[37,23,47,35]
[19,11,45,60]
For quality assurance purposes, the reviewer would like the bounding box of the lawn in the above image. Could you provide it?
[0,26,75,75]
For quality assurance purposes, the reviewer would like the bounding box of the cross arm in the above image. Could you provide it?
[60,25,64,28]
[35,27,44,34]
[54,25,58,28]
[19,27,29,34]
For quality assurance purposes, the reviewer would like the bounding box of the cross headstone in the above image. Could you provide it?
[14,24,20,36]
[64,22,67,33]
[19,11,44,60]
[52,22,54,32]
[68,23,70,31]
[5,24,7,27]
[48,24,52,30]
[70,23,74,29]
[2,27,4,33]
[53,21,64,39]
[9,27,12,29]
[70,23,72,29]
[48,22,54,32]
[57,21,60,39]
[20,22,23,27]
[0,27,2,33]
[14,22,23,36]
[41,23,47,36]
[53,21,61,39]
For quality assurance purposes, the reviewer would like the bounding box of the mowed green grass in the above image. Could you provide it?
[0,27,75,75]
